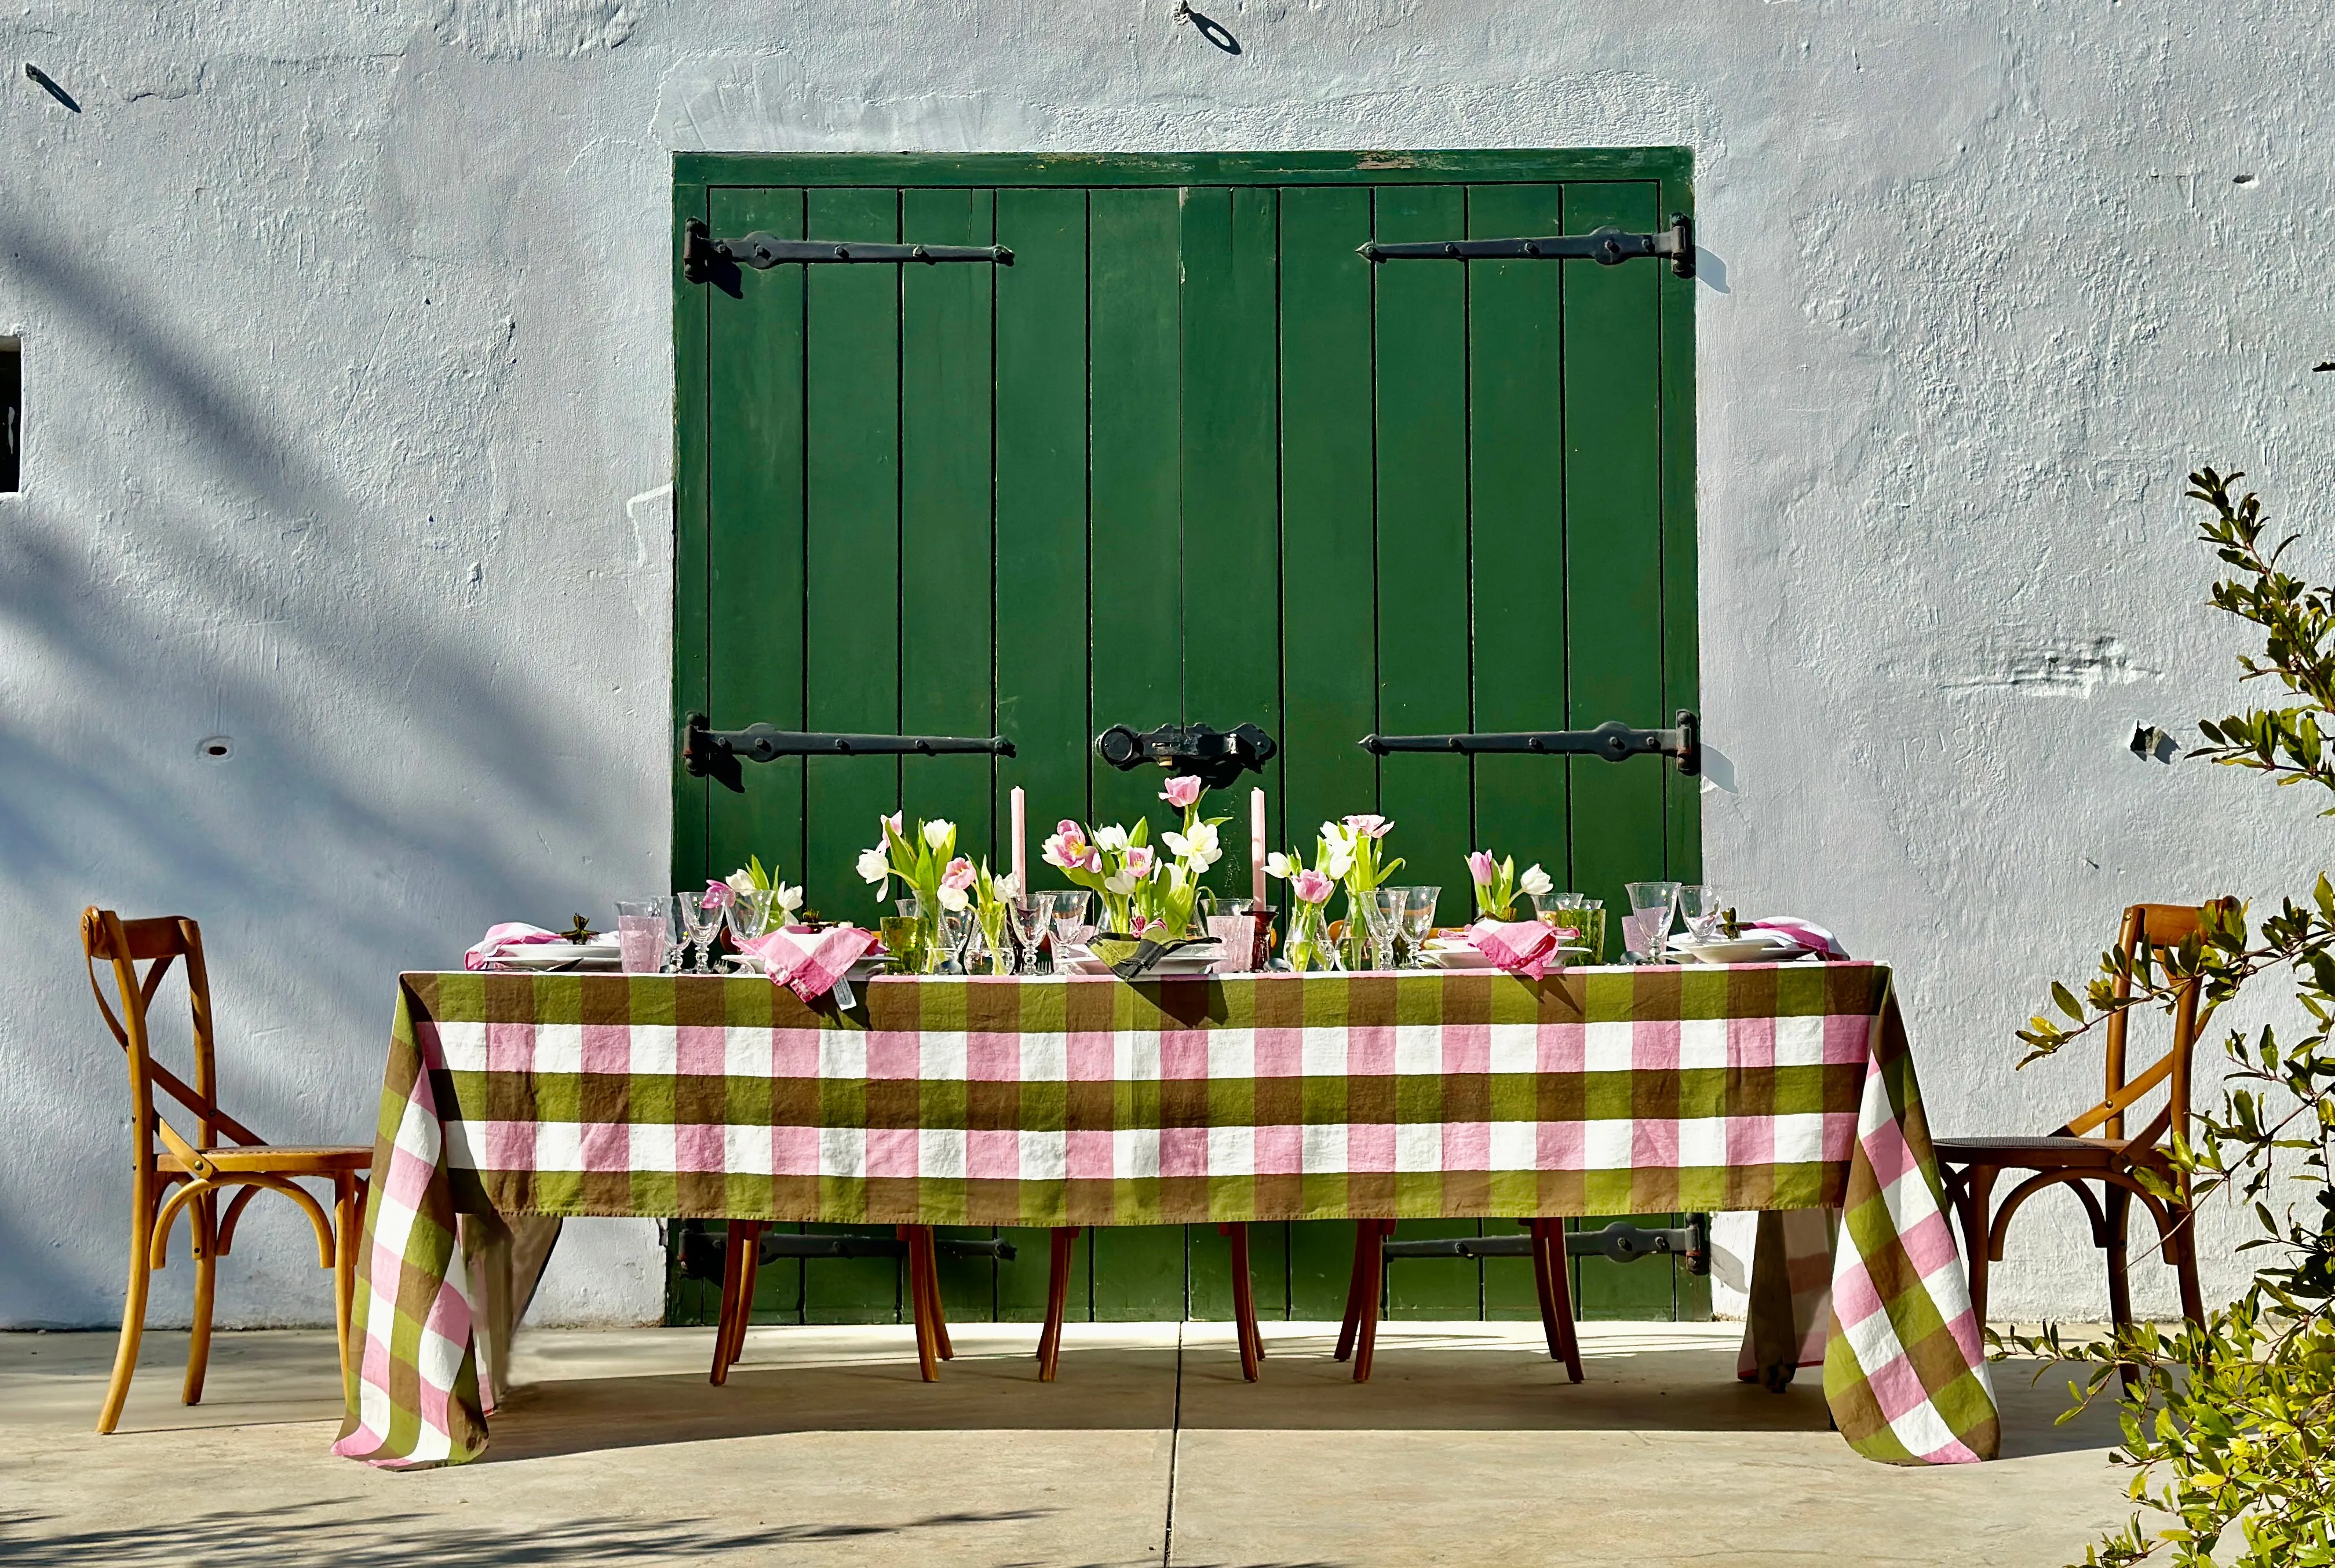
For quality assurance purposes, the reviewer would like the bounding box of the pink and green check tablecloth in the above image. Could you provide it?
[333,964,1998,1469]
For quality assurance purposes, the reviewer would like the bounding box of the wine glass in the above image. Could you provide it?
[1362,888,1406,972]
[1676,885,1725,947]
[1008,896,1053,975]
[677,890,724,975]
[722,888,776,953]
[1622,881,1682,964]
[1398,886,1440,967]
[1047,890,1095,971]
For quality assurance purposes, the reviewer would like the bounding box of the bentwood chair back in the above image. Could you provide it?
[1936,900,2228,1340]
[81,907,371,1433]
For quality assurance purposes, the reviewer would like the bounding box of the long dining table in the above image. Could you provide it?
[332,961,1998,1469]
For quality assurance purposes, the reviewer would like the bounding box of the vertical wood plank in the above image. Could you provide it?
[1658,169,1703,926]
[672,181,713,892]
[802,188,905,927]
[1276,187,1378,886]
[994,189,1093,861]
[1466,183,1571,895]
[1091,1225,1188,1322]
[704,188,808,894]
[1373,185,1475,903]
[1178,186,1282,902]
[1087,187,1183,844]
[901,188,1000,875]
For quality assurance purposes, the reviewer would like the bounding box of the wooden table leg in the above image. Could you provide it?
[1223,1223,1260,1382]
[709,1221,749,1385]
[1533,1220,1584,1384]
[1038,1226,1077,1382]
[900,1225,940,1382]
[1334,1219,1373,1363]
[1352,1219,1387,1383]
[917,1227,954,1361]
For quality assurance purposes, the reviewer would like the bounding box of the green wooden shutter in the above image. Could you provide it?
[672,152,1702,1329]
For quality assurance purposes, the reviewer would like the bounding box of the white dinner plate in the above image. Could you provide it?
[1674,938,1799,965]
[1063,944,1224,977]
[493,945,622,971]
[1425,943,1497,970]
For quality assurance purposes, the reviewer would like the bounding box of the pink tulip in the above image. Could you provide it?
[1466,850,1497,886]
[1123,844,1157,878]
[701,880,735,910]
[1343,813,1393,840]
[941,856,976,892]
[1293,868,1334,905]
[1159,775,1203,810]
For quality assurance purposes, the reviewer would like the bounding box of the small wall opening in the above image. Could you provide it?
[1,338,18,493]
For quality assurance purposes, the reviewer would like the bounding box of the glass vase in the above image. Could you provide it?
[1286,901,1343,973]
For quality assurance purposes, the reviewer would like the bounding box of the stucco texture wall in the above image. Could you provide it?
[2,1,2329,1330]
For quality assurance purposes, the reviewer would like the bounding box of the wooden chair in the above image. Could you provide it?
[707,1221,1269,1384]
[82,907,372,1434]
[1937,901,2222,1344]
[1336,1219,1584,1383]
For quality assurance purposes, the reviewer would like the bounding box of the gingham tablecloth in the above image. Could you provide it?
[333,964,1997,1468]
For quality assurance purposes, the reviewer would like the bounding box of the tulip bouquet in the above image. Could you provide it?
[1466,849,1551,921]
[1042,817,1153,933]
[971,860,1020,975]
[858,814,974,971]
[1265,837,1347,972]
[713,855,807,939]
[1324,814,1404,969]
[1135,775,1227,939]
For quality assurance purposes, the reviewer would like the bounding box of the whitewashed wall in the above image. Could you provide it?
[3,1,2329,1330]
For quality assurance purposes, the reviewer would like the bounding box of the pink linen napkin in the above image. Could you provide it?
[1746,918,1850,961]
[464,922,564,971]
[739,925,878,1002]
[1466,918,1564,981]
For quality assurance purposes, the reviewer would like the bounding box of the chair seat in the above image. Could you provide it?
[160,1144,372,1175]
[1933,1134,2144,1170]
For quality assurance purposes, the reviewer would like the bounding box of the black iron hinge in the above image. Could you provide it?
[1359,213,1694,279]
[1360,711,1699,777]
[1093,721,1278,792]
[683,713,1014,793]
[682,218,1012,283]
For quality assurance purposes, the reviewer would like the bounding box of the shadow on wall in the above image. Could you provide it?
[0,1506,1053,1567]
[0,218,651,1322]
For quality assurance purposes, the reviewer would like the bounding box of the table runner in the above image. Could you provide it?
[334,964,1997,1468]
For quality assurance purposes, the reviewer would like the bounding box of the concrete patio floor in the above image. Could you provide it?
[0,1321,2141,1567]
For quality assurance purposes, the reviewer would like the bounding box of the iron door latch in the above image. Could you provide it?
[1093,721,1278,791]
[683,712,1014,793]
[683,218,1012,283]
[1360,710,1699,777]
[1359,213,1694,279]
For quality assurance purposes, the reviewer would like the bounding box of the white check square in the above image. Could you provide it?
[1584,1021,1635,1075]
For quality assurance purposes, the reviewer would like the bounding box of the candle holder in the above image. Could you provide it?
[1209,900,1276,973]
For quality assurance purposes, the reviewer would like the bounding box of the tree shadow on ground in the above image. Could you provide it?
[0,1503,1052,1567]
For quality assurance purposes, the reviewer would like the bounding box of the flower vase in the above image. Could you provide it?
[1338,890,1373,971]
[1286,901,1343,973]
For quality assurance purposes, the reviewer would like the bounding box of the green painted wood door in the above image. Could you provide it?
[671,151,1701,1329]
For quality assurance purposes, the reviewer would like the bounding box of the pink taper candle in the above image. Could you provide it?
[1250,787,1268,905]
[1010,786,1027,889]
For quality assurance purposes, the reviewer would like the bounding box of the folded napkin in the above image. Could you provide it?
[1466,918,1564,981]
[464,922,564,971]
[739,924,878,1003]
[1745,917,1850,961]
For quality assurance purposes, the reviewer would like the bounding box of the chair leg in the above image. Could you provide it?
[901,1226,939,1383]
[1955,1166,1997,1327]
[332,1176,359,1394]
[1530,1220,1585,1384]
[183,1191,217,1406]
[1224,1223,1260,1382]
[730,1223,765,1376]
[2171,1208,2206,1326]
[98,1191,155,1435]
[1038,1227,1076,1382]
[1352,1219,1387,1384]
[2103,1184,2139,1393]
[1334,1220,1373,1363]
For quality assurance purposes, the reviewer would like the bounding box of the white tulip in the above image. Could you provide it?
[1265,852,1295,880]
[725,869,757,896]
[856,846,892,885]
[1519,863,1553,898]
[776,883,805,915]
[937,884,970,913]
[994,872,1019,900]
[1105,869,1137,896]
[924,819,955,850]
[1322,845,1355,880]
[1095,824,1130,852]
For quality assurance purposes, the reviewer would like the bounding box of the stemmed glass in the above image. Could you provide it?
[1622,881,1683,964]
[1535,893,1604,964]
[722,888,776,960]
[1675,885,1725,947]
[1397,886,1440,968]
[1008,896,1053,975]
[1047,891,1095,972]
[677,890,723,975]
[1362,888,1407,972]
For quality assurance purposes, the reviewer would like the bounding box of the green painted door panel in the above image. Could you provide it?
[678,154,1698,1329]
